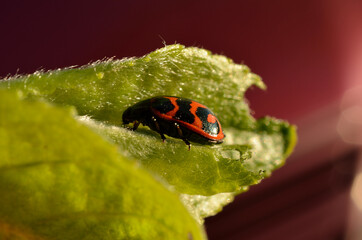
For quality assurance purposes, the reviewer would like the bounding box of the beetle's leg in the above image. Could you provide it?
[132,121,140,131]
[175,123,191,150]
[152,116,166,142]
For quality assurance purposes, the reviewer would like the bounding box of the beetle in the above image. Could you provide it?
[122,96,225,149]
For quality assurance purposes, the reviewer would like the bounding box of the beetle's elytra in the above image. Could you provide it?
[122,96,225,149]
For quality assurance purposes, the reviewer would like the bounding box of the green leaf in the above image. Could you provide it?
[0,44,297,219]
[0,90,205,240]
[0,45,264,129]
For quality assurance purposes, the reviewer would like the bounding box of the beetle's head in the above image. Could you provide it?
[122,99,151,126]
[122,107,133,124]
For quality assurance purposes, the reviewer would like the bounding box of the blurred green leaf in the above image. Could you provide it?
[0,90,205,240]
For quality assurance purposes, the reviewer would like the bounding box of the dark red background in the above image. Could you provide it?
[2,0,362,121]
[2,0,362,239]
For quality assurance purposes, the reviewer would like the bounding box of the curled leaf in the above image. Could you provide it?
[1,44,297,219]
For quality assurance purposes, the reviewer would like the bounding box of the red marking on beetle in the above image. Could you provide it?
[207,114,217,123]
[165,97,179,117]
[189,101,203,129]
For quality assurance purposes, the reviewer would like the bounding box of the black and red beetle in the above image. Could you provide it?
[122,96,225,149]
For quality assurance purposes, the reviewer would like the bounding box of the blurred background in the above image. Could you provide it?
[1,0,362,239]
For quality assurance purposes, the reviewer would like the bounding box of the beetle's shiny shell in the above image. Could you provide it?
[122,96,225,145]
[150,96,224,141]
